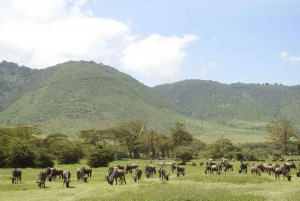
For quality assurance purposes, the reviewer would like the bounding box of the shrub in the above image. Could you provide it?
[87,145,115,167]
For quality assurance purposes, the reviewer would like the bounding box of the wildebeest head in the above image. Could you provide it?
[165,174,169,181]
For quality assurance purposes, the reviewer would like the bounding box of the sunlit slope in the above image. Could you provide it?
[0,61,198,136]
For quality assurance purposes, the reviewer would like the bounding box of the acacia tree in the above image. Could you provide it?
[114,119,146,159]
[266,118,298,155]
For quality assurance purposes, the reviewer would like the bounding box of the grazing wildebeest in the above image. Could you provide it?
[63,170,71,187]
[145,165,156,178]
[275,164,291,181]
[191,162,196,166]
[239,163,248,173]
[158,167,169,181]
[176,165,185,177]
[106,169,127,185]
[200,162,204,166]
[37,171,47,188]
[133,168,142,182]
[250,166,261,176]
[47,167,63,181]
[125,164,138,174]
[224,162,233,172]
[284,163,296,172]
[11,169,22,184]
[78,167,92,182]
[211,165,221,175]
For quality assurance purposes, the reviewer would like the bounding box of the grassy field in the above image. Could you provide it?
[1,158,300,201]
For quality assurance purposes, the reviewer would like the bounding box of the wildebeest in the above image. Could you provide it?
[191,162,196,166]
[77,167,92,182]
[252,164,265,172]
[46,167,63,181]
[145,165,156,178]
[224,162,233,172]
[211,164,221,175]
[199,162,204,166]
[11,169,22,184]
[37,171,47,188]
[106,168,127,185]
[158,167,169,181]
[133,168,142,182]
[63,170,71,187]
[264,164,280,175]
[284,163,296,172]
[204,163,212,174]
[125,164,138,174]
[250,166,261,176]
[239,162,248,173]
[275,165,292,181]
[116,165,124,170]
[176,165,185,177]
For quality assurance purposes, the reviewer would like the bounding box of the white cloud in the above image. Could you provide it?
[120,34,198,85]
[212,36,219,43]
[279,52,300,62]
[0,0,198,86]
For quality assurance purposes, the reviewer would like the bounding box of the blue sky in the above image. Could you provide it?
[0,0,299,86]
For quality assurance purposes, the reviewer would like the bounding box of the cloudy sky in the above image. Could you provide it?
[0,0,299,86]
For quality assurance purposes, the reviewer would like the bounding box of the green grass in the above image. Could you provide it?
[1,158,300,201]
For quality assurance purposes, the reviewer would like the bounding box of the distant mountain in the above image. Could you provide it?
[0,60,192,136]
[1,60,300,143]
[154,80,300,131]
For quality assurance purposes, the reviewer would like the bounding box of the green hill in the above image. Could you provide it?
[154,80,300,134]
[1,60,300,143]
[0,61,200,137]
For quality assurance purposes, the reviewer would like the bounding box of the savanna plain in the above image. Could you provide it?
[1,158,300,201]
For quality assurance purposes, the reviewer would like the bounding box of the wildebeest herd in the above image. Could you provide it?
[8,158,300,188]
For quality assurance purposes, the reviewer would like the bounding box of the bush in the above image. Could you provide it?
[35,152,54,168]
[7,143,36,168]
[174,146,193,162]
[87,145,115,167]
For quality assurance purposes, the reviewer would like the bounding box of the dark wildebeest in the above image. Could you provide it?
[47,167,63,181]
[145,165,156,178]
[125,164,138,174]
[265,164,280,175]
[171,163,178,173]
[106,168,127,185]
[275,164,292,181]
[239,162,248,173]
[284,163,296,172]
[11,169,22,184]
[77,167,92,182]
[133,168,142,182]
[176,165,185,177]
[200,162,204,166]
[224,162,233,172]
[63,170,71,187]
[37,171,47,188]
[250,166,261,176]
[204,163,212,174]
[116,165,124,170]
[191,162,196,166]
[158,167,169,181]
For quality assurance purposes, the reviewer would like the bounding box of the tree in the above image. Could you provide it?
[7,143,36,168]
[174,146,193,162]
[87,145,115,167]
[266,118,298,155]
[191,138,206,157]
[113,119,146,158]
[170,122,193,147]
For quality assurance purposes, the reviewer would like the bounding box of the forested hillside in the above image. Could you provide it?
[1,60,300,142]
[154,80,300,132]
[0,61,202,137]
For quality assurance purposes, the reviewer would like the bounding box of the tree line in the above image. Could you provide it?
[0,118,298,168]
